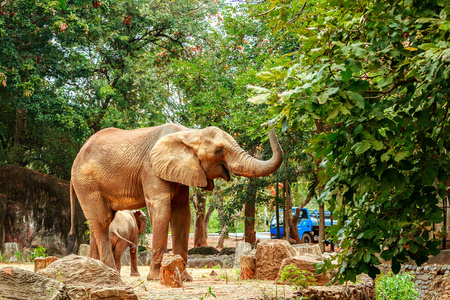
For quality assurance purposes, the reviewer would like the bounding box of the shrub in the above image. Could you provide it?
[30,246,47,261]
[278,264,316,288]
[375,272,419,300]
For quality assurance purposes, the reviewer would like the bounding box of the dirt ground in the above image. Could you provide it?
[3,263,297,300]
[2,236,300,300]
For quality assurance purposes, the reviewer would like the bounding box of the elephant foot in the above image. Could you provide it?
[182,269,193,282]
[147,269,160,281]
[130,272,140,277]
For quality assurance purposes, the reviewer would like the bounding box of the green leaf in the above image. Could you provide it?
[346,91,365,109]
[354,140,372,155]
[372,140,385,150]
[422,163,438,186]
[247,85,269,93]
[394,150,411,162]
[59,0,67,11]
[247,93,271,104]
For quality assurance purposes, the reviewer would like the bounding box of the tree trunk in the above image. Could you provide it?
[319,203,325,253]
[286,181,301,244]
[204,204,215,242]
[192,189,208,247]
[244,179,257,244]
[284,180,290,242]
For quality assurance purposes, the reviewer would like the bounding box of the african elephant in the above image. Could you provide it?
[69,123,283,281]
[109,210,147,276]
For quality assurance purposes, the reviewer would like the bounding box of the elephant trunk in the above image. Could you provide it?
[227,128,283,177]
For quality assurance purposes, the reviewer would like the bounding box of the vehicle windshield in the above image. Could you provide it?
[270,208,308,228]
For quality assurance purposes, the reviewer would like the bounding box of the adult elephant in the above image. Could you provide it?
[109,210,147,276]
[70,123,283,281]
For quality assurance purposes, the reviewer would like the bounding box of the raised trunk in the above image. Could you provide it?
[228,128,283,178]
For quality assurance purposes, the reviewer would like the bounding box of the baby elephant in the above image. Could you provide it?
[109,210,148,276]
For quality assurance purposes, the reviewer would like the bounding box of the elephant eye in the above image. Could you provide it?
[215,147,224,156]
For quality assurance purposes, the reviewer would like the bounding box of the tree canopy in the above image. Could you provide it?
[1,0,449,283]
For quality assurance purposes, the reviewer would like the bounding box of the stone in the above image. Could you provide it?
[219,247,236,256]
[78,243,90,256]
[138,251,152,266]
[293,244,322,257]
[0,267,65,300]
[4,242,19,262]
[186,257,224,268]
[37,254,138,299]
[0,165,88,255]
[293,274,375,300]
[234,241,252,267]
[240,254,256,280]
[160,253,185,288]
[254,239,297,280]
[277,255,329,286]
[34,256,58,272]
[187,246,219,255]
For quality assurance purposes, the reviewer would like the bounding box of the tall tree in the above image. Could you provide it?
[248,0,450,283]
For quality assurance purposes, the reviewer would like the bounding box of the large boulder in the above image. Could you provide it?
[37,255,138,299]
[277,255,329,286]
[0,165,88,255]
[0,267,65,300]
[254,239,297,280]
[4,242,19,262]
[292,244,322,257]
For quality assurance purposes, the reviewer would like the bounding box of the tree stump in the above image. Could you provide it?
[240,254,256,280]
[34,256,58,272]
[160,253,184,288]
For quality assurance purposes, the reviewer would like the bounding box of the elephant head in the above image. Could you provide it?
[133,210,148,236]
[150,127,283,190]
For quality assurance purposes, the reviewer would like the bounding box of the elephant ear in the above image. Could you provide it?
[150,131,208,188]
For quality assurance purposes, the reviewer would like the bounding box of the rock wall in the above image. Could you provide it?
[380,263,450,299]
[0,165,88,255]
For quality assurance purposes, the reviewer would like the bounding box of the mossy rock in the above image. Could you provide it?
[218,247,236,256]
[188,246,219,255]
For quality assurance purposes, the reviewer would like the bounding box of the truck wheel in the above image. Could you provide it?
[302,233,312,244]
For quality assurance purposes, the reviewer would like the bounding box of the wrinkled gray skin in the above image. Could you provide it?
[70,123,283,281]
[109,210,147,276]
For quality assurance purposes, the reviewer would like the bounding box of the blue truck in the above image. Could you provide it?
[269,207,335,243]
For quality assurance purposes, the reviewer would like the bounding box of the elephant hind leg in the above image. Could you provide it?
[82,196,116,269]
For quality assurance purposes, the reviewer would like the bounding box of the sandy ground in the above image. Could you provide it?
[1,236,301,300]
[3,263,297,300]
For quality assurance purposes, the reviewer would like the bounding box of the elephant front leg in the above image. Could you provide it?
[171,186,192,282]
[146,196,171,280]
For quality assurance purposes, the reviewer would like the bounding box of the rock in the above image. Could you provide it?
[160,253,184,288]
[37,254,138,299]
[234,241,252,267]
[277,255,329,286]
[254,239,297,280]
[293,244,322,257]
[78,243,90,256]
[4,242,18,262]
[34,256,58,272]
[240,254,256,280]
[0,165,88,255]
[188,246,219,255]
[293,274,374,299]
[187,257,224,268]
[138,251,152,266]
[219,247,236,256]
[0,266,65,300]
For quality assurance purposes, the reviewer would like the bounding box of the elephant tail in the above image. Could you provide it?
[110,229,138,248]
[69,181,76,236]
